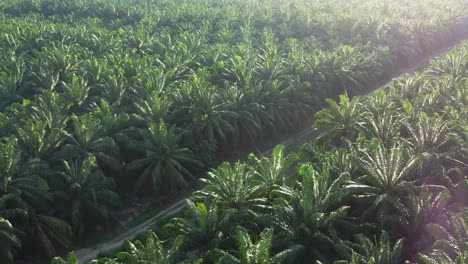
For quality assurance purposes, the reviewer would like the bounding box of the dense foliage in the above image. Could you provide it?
[56,41,468,264]
[0,0,467,262]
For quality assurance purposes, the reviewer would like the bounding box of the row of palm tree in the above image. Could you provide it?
[61,40,468,263]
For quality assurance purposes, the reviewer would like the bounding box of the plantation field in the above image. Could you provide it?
[0,0,467,263]
[65,40,468,264]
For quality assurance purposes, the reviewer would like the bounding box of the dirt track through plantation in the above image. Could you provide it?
[73,40,465,263]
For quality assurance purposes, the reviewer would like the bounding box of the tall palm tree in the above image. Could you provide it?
[126,121,201,193]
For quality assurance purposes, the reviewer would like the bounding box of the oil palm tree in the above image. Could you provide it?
[57,156,119,236]
[164,200,232,250]
[221,85,268,142]
[29,91,71,131]
[172,82,236,144]
[334,232,404,264]
[130,91,171,127]
[0,217,20,264]
[196,162,271,217]
[419,251,468,264]
[213,226,303,264]
[362,107,404,147]
[405,113,458,180]
[126,121,201,193]
[61,114,121,170]
[99,70,131,109]
[115,231,184,264]
[51,252,79,264]
[419,211,468,264]
[62,74,95,113]
[27,210,72,258]
[0,56,26,111]
[272,164,355,262]
[248,144,298,185]
[344,140,421,228]
[92,100,131,140]
[0,137,51,210]
[314,93,367,146]
[261,80,301,131]
[1,137,72,257]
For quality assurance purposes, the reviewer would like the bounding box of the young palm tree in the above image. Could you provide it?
[419,251,468,264]
[29,91,70,131]
[99,70,131,109]
[31,44,80,91]
[92,100,131,140]
[126,121,201,193]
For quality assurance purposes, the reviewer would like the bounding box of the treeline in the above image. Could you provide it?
[0,0,467,262]
[57,41,468,264]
